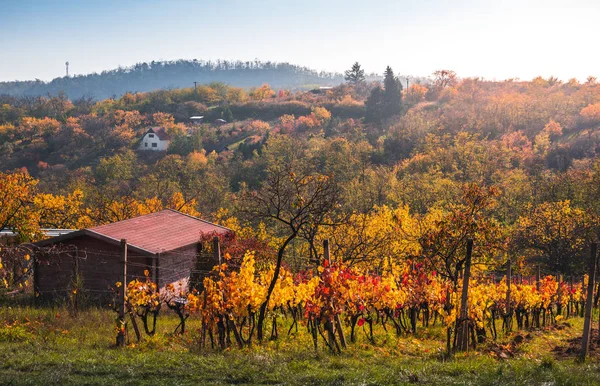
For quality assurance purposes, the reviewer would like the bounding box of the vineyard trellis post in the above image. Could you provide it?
[213,236,222,265]
[580,242,597,361]
[212,236,226,350]
[33,252,39,306]
[323,239,331,265]
[505,257,512,332]
[456,238,473,352]
[568,277,573,318]
[445,286,452,356]
[535,266,541,328]
[117,239,128,347]
[71,250,80,315]
[556,273,562,317]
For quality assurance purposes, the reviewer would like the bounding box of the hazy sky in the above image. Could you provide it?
[1,0,599,82]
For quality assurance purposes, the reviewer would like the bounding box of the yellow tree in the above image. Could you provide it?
[513,200,598,275]
[33,189,92,229]
[0,171,40,241]
[328,205,419,270]
[251,84,275,100]
[19,117,61,141]
[405,84,428,106]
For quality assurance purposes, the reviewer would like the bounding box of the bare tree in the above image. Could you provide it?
[239,136,343,342]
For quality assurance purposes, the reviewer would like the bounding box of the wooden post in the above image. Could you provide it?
[117,239,128,347]
[151,253,159,285]
[72,251,80,315]
[189,242,203,292]
[580,243,598,361]
[535,266,542,328]
[505,257,512,332]
[556,273,562,317]
[445,286,452,356]
[568,277,574,318]
[323,239,331,265]
[456,239,473,352]
[33,252,39,306]
[213,236,221,266]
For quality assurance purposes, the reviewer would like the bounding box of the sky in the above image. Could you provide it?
[1,0,599,82]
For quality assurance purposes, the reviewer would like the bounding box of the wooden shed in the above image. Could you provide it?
[34,209,230,301]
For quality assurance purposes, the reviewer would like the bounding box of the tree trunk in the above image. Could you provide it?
[456,239,473,352]
[257,233,296,342]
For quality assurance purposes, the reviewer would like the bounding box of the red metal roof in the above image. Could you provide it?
[87,209,229,254]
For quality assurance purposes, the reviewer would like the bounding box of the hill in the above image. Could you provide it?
[0,60,349,100]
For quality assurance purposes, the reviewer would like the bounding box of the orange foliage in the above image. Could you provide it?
[251,84,275,100]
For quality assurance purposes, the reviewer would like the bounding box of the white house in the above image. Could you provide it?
[138,127,171,151]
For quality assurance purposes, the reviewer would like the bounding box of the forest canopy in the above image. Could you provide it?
[2,65,600,278]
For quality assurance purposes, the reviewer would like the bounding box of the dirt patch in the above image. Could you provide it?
[552,327,599,358]
[487,333,532,359]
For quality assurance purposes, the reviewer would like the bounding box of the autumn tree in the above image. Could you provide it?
[19,117,60,141]
[34,189,91,229]
[513,200,598,275]
[251,84,275,100]
[580,103,600,126]
[427,70,458,101]
[413,184,504,287]
[405,84,428,106]
[0,171,40,241]
[328,205,418,269]
[239,135,343,342]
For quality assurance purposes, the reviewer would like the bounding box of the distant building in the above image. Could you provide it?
[0,229,75,246]
[310,86,334,94]
[138,127,171,151]
[189,116,204,125]
[214,119,227,125]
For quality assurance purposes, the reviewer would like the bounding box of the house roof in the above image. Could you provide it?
[35,209,231,255]
[145,127,171,141]
[190,116,204,120]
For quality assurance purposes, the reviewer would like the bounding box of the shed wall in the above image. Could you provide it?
[35,235,150,301]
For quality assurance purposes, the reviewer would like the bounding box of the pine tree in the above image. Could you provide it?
[222,106,234,122]
[344,62,366,85]
[365,66,403,123]
[382,66,403,118]
[365,85,385,123]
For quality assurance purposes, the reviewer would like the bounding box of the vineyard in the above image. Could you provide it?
[2,238,600,385]
[119,239,598,356]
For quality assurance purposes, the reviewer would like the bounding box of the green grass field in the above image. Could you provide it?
[1,304,600,385]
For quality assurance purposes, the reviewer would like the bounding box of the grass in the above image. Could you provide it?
[1,305,600,385]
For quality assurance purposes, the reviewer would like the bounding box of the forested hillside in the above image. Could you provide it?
[0,60,354,99]
[2,65,600,276]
